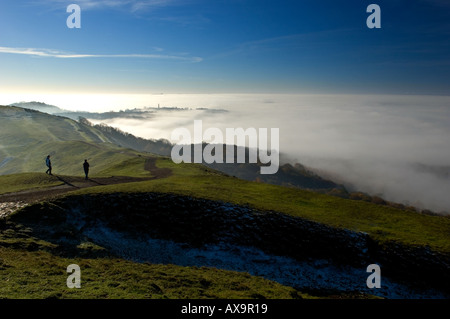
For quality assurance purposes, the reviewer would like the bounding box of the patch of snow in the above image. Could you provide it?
[82,222,447,299]
[0,201,27,218]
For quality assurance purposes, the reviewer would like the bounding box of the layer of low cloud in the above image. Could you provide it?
[82,93,450,214]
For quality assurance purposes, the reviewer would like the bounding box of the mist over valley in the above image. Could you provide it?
[6,93,450,214]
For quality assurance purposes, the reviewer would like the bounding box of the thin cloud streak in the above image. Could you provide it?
[130,0,178,12]
[210,28,356,60]
[0,47,203,62]
[32,0,185,12]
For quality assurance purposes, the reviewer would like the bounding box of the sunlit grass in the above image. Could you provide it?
[0,173,63,195]
[72,157,450,253]
[0,244,304,299]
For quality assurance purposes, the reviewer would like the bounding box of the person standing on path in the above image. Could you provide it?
[45,155,52,175]
[83,159,90,180]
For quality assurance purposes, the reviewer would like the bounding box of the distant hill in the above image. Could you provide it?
[9,101,65,114]
[0,105,344,193]
[8,101,229,122]
[57,107,228,121]
[0,106,159,175]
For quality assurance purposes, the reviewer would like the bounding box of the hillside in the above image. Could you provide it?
[1,158,449,299]
[0,105,343,193]
[0,106,168,176]
[9,101,65,114]
[3,104,442,214]
[0,104,449,299]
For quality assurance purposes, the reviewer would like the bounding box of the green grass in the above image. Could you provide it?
[20,141,141,176]
[3,105,446,299]
[2,155,446,299]
[0,139,148,178]
[0,106,144,176]
[2,156,449,254]
[0,105,110,147]
[0,155,310,299]
[71,157,450,254]
[96,156,151,178]
[0,153,151,194]
[0,173,63,195]
[0,239,305,299]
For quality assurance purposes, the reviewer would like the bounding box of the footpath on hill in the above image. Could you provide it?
[0,157,171,217]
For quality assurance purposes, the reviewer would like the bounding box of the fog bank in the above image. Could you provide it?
[84,94,450,213]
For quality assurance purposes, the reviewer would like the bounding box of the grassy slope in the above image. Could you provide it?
[0,105,110,144]
[2,140,141,176]
[0,164,308,299]
[96,156,151,177]
[1,105,448,298]
[0,106,126,175]
[2,155,449,253]
[0,156,150,196]
[0,245,303,299]
[0,173,64,194]
[72,157,450,253]
[2,156,448,299]
[0,154,314,298]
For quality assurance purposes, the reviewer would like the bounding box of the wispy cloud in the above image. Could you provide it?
[0,46,202,62]
[29,0,209,27]
[130,0,177,12]
[32,0,185,12]
[211,29,355,60]
[29,0,129,10]
[158,14,211,27]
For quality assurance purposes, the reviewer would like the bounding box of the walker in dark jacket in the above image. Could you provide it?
[45,155,52,175]
[83,160,90,180]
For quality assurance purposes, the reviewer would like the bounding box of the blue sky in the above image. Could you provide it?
[0,0,449,95]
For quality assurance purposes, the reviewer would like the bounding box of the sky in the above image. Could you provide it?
[0,0,449,97]
[1,1,449,213]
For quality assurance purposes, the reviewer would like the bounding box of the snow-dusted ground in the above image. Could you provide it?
[83,223,448,299]
[0,201,27,219]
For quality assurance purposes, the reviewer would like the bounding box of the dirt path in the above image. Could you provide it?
[0,157,172,207]
[144,157,172,179]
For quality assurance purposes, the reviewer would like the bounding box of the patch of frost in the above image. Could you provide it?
[82,223,447,299]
